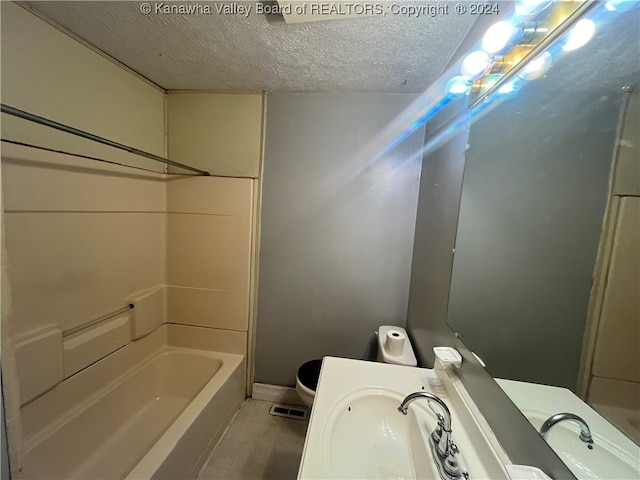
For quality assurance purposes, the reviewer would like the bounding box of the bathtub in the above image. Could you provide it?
[18,324,245,480]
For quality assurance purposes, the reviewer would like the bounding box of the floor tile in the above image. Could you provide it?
[198,399,309,480]
[235,398,273,424]
[226,418,280,447]
[262,448,301,480]
[199,465,248,480]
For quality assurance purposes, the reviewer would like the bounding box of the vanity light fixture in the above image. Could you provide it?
[482,21,548,55]
[470,75,500,95]
[518,51,553,80]
[461,51,493,80]
[561,19,596,51]
[446,76,473,98]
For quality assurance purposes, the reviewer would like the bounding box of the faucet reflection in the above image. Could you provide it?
[398,392,470,479]
[540,412,595,449]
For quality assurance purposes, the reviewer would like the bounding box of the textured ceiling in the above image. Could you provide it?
[25,1,476,92]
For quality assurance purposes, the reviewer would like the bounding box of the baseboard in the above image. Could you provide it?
[252,383,305,406]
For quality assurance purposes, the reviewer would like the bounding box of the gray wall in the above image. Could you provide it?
[447,87,620,390]
[256,93,425,386]
[405,99,469,368]
[405,99,577,479]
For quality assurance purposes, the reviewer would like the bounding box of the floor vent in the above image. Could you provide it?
[269,403,309,420]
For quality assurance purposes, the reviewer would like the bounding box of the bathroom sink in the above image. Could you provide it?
[322,388,439,479]
[298,357,511,480]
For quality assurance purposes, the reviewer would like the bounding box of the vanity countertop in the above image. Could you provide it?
[298,356,512,480]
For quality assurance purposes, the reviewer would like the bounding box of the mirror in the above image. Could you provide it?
[446,1,640,472]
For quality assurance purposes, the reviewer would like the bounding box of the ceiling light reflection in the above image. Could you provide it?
[562,19,595,51]
[518,51,553,80]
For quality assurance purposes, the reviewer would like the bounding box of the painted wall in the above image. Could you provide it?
[255,92,424,386]
[405,100,468,368]
[446,87,619,391]
[0,2,165,170]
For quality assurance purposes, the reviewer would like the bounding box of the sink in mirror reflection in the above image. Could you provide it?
[529,415,638,480]
[497,379,640,480]
[445,2,640,477]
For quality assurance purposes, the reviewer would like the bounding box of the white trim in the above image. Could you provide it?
[251,383,305,406]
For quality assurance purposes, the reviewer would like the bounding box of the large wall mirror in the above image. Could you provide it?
[446,2,639,477]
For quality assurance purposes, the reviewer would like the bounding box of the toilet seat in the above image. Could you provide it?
[296,359,322,407]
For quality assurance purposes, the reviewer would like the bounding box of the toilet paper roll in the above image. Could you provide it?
[385,330,405,357]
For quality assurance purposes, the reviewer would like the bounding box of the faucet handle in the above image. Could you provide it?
[431,412,445,443]
[446,442,470,480]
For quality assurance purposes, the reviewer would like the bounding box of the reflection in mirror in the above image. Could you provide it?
[446,2,639,478]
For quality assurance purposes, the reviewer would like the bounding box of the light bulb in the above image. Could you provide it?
[461,51,492,80]
[446,76,472,98]
[483,22,521,55]
[518,51,553,80]
[514,0,553,16]
[562,19,595,51]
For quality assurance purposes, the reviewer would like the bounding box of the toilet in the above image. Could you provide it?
[296,359,322,408]
[295,325,417,407]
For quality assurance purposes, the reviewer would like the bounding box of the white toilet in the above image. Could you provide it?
[295,325,417,407]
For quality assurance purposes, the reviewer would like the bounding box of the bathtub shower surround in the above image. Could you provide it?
[1,15,262,472]
[1,141,256,478]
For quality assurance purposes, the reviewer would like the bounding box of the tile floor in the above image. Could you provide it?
[198,399,310,480]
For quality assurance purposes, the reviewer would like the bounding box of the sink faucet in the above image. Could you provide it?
[398,392,469,479]
[540,413,594,447]
[398,392,452,457]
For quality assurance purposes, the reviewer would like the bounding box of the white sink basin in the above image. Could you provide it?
[298,357,511,480]
[323,388,438,479]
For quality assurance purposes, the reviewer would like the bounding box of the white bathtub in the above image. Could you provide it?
[18,324,245,480]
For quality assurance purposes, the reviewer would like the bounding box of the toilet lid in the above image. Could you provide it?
[297,359,322,390]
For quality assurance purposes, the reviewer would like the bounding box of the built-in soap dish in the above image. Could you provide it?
[269,403,309,420]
